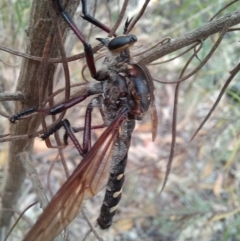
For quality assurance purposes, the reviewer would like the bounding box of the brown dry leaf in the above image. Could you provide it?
[0,149,8,167]
[199,183,214,190]
[95,128,105,139]
[213,172,223,197]
[135,121,152,133]
[208,207,240,223]
[161,134,185,145]
[171,153,185,169]
[34,138,49,152]
[115,218,134,231]
[200,162,214,179]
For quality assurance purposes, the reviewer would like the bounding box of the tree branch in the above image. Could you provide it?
[135,8,240,64]
[0,0,80,231]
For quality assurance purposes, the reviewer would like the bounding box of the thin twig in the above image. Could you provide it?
[19,152,49,208]
[191,62,240,141]
[0,92,25,102]
[127,0,151,33]
[81,209,103,241]
[109,0,130,36]
[208,0,239,21]
[4,201,38,241]
[159,40,202,194]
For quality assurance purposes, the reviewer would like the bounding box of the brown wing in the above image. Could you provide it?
[151,103,158,142]
[135,63,158,141]
[23,108,127,241]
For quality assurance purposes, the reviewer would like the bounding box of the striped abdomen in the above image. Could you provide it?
[97,120,135,229]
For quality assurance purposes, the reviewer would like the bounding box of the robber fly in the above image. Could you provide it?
[9,0,157,240]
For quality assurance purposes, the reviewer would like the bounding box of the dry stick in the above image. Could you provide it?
[208,0,239,21]
[149,42,198,66]
[160,20,230,193]
[109,0,130,36]
[19,152,49,208]
[49,0,70,108]
[0,133,10,138]
[0,59,21,67]
[38,34,55,107]
[192,0,239,61]
[134,38,171,57]
[0,43,103,63]
[36,34,57,148]
[47,155,60,198]
[0,92,25,102]
[20,152,63,241]
[42,83,87,107]
[136,9,240,65]
[0,110,11,119]
[3,201,38,241]
[0,134,30,143]
[86,0,98,42]
[127,0,151,33]
[228,27,240,31]
[153,42,202,84]
[0,90,14,115]
[159,42,203,194]
[34,33,67,159]
[159,18,233,194]
[174,18,232,84]
[0,100,13,117]
[191,62,240,141]
[47,1,71,178]
[81,209,103,241]
[0,206,34,224]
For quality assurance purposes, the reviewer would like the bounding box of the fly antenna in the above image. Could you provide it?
[123,16,134,34]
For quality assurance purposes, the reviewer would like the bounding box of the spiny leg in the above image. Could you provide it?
[54,0,113,80]
[53,0,96,78]
[72,95,107,133]
[41,96,105,156]
[9,83,103,124]
[81,0,115,35]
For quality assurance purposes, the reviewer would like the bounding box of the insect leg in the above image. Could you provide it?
[42,96,104,156]
[9,107,38,124]
[81,0,115,35]
[9,82,103,123]
[54,0,99,79]
[73,94,107,131]
[81,96,106,153]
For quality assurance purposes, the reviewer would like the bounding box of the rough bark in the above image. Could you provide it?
[0,0,80,230]
[136,8,240,64]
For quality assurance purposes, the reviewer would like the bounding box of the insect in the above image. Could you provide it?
[8,0,157,240]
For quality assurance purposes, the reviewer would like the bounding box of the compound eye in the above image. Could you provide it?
[131,35,137,42]
[108,35,137,51]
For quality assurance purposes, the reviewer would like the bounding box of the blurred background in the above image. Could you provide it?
[0,0,240,240]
